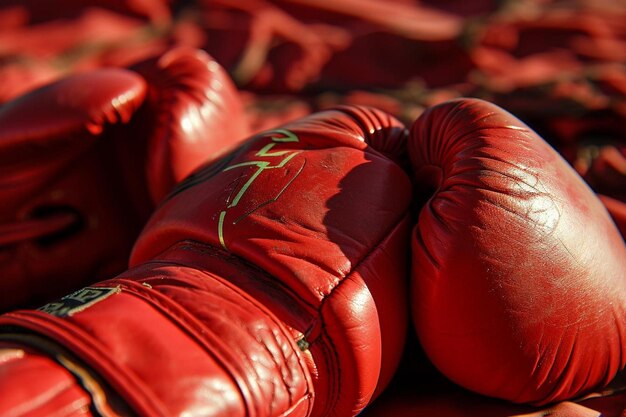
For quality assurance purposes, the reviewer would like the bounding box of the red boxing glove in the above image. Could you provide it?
[0,340,96,416]
[0,47,249,311]
[408,98,626,404]
[0,107,412,417]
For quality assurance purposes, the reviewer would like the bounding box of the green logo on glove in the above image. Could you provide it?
[218,129,302,250]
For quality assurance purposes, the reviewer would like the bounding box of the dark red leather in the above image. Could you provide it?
[0,47,249,311]
[360,373,625,417]
[408,98,626,404]
[0,107,412,417]
[360,334,626,417]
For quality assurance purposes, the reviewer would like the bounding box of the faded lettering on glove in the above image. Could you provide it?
[38,287,120,317]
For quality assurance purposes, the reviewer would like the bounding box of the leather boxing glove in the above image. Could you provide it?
[0,47,249,311]
[0,106,412,417]
[408,98,626,404]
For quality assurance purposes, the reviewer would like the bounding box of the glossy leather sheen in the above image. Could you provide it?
[0,47,248,311]
[0,342,94,417]
[0,106,412,417]
[360,376,619,417]
[409,98,626,404]
[130,47,248,203]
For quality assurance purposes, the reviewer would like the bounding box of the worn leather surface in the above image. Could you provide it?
[409,98,626,404]
[0,106,412,417]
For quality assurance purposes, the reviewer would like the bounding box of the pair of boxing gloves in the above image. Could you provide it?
[1,48,625,416]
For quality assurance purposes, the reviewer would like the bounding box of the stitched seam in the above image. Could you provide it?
[147,242,318,311]
[109,276,310,416]
[314,211,409,414]
[108,278,256,415]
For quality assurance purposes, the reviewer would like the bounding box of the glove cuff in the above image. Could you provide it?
[0,250,314,416]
